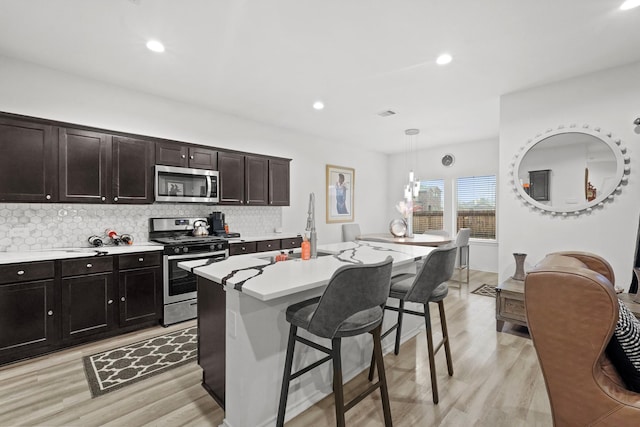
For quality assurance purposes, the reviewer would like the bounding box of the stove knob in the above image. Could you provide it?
[173,247,180,254]
[183,247,189,253]
[217,243,224,251]
[210,244,216,251]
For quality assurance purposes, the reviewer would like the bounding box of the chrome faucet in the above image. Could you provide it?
[305,193,318,259]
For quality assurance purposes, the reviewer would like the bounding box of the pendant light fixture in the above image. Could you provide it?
[403,128,420,237]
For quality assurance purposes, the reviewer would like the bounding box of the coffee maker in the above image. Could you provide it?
[208,211,240,238]
[209,211,225,234]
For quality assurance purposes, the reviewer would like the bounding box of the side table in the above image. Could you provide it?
[617,292,640,317]
[495,278,526,332]
[496,277,640,332]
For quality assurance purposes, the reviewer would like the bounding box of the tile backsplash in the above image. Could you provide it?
[0,203,282,252]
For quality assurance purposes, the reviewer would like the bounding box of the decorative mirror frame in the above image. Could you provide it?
[510,124,631,216]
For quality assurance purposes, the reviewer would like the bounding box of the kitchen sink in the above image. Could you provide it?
[287,251,333,260]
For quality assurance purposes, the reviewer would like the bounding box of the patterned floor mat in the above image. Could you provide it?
[471,283,497,298]
[83,326,197,397]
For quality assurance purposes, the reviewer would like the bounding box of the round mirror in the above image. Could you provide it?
[511,125,630,215]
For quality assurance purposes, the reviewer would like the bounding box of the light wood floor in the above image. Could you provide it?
[0,271,552,426]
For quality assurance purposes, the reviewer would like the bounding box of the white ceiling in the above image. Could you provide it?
[1,0,639,154]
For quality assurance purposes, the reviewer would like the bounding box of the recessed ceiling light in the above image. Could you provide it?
[146,40,165,53]
[313,101,325,110]
[436,53,453,65]
[620,0,640,10]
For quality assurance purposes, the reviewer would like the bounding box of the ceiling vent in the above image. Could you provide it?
[377,110,397,117]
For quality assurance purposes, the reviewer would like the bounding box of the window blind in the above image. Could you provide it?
[413,179,445,233]
[456,175,496,239]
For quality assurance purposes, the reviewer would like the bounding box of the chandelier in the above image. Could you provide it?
[403,128,420,237]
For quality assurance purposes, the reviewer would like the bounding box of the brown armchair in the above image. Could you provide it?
[525,251,640,426]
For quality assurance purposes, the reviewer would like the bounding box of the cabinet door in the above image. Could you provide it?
[269,158,290,206]
[188,146,217,170]
[59,128,110,203]
[0,279,56,360]
[156,141,188,167]
[245,155,268,206]
[0,117,57,202]
[61,272,114,341]
[112,136,155,204]
[218,151,245,204]
[118,267,161,327]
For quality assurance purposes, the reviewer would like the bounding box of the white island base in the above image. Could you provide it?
[184,241,436,427]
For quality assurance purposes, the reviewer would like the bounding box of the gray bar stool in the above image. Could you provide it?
[369,246,457,404]
[276,257,394,427]
[454,228,471,289]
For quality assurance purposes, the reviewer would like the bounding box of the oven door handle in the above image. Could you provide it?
[167,251,227,260]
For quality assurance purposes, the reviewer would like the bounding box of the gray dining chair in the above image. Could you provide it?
[368,246,457,404]
[341,223,361,242]
[454,228,471,289]
[277,257,394,427]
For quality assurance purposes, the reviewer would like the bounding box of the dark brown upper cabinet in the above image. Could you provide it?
[58,128,110,203]
[112,136,155,204]
[219,152,269,206]
[0,117,58,202]
[246,155,268,205]
[269,158,290,206]
[156,141,217,170]
[219,151,290,206]
[218,151,245,204]
[59,129,155,204]
[0,112,290,206]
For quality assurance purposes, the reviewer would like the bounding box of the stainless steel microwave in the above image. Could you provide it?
[155,165,219,203]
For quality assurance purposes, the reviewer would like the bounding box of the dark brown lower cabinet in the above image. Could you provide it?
[119,266,161,327]
[0,279,57,364]
[0,251,163,366]
[61,272,115,341]
[198,277,226,409]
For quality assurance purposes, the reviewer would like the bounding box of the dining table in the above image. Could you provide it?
[356,232,452,247]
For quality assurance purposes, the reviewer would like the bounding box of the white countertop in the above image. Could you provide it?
[0,243,163,264]
[179,241,434,301]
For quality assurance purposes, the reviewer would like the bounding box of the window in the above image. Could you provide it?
[413,179,444,233]
[456,175,496,239]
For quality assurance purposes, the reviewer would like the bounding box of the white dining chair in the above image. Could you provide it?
[342,223,361,242]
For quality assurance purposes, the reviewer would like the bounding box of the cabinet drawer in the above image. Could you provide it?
[229,242,257,256]
[119,252,161,270]
[280,237,303,250]
[0,261,55,285]
[256,240,280,252]
[61,256,113,277]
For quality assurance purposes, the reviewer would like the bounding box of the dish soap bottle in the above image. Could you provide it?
[301,235,311,260]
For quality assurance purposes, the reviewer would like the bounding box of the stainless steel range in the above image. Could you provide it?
[149,217,229,326]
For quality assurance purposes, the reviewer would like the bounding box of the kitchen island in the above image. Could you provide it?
[179,241,435,427]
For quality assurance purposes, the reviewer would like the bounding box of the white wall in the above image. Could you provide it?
[499,61,640,288]
[0,55,389,245]
[387,138,499,272]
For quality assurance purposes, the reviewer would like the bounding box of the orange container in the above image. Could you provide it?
[301,240,311,260]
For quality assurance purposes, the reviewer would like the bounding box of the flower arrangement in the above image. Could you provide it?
[396,200,414,219]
